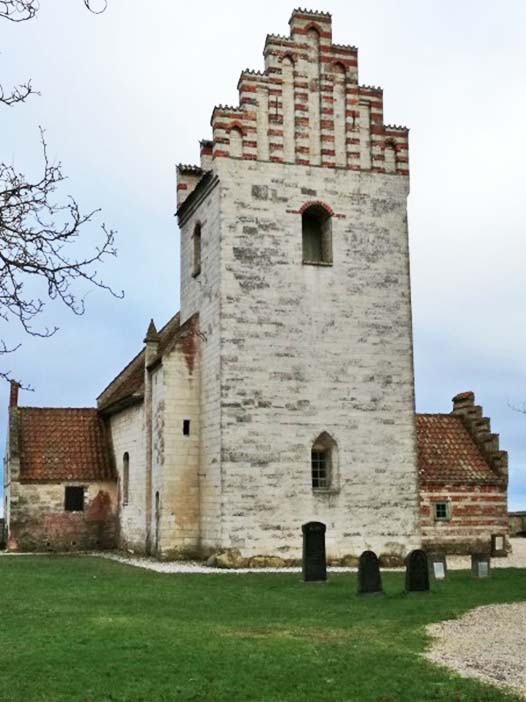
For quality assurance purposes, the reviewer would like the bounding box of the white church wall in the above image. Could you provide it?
[154,335,201,558]
[109,402,147,553]
[214,157,421,559]
[179,184,224,551]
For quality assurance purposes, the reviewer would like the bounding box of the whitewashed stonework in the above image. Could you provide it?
[176,9,421,559]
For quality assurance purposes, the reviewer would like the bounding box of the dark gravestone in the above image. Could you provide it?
[471,553,491,578]
[357,550,383,595]
[429,554,448,581]
[405,550,430,592]
[302,522,327,582]
[491,534,506,557]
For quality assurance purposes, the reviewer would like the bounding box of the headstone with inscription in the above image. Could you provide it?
[405,549,430,592]
[357,550,383,595]
[429,554,448,581]
[302,522,327,582]
[491,534,506,557]
[471,553,491,578]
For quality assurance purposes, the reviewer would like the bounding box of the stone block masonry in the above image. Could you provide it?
[7,481,117,552]
[177,9,421,559]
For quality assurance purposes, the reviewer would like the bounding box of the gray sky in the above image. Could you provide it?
[1,0,525,510]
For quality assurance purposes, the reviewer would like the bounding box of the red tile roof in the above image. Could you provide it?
[16,408,115,482]
[416,414,502,484]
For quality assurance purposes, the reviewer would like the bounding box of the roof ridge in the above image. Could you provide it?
[18,406,98,411]
[416,412,459,418]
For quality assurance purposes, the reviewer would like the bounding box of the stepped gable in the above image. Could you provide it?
[15,407,115,482]
[416,391,508,486]
[416,414,503,484]
[177,9,409,207]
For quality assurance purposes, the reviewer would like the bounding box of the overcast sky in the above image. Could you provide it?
[1,0,525,511]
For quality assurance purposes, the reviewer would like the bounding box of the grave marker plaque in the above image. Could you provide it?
[357,551,383,595]
[302,522,327,582]
[405,549,430,592]
[429,554,448,581]
[471,553,491,578]
[491,534,506,557]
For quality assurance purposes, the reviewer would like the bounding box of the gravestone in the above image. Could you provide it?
[302,522,327,582]
[471,553,491,578]
[429,554,448,581]
[491,534,506,557]
[405,549,430,592]
[357,550,383,595]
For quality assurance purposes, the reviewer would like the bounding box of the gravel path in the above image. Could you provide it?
[425,603,526,699]
[3,539,526,573]
[91,538,526,574]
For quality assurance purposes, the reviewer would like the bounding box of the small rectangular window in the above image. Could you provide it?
[65,486,85,512]
[433,501,450,521]
[183,419,190,436]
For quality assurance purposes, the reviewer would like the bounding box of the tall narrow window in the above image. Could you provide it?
[311,449,328,488]
[384,142,397,174]
[192,223,201,277]
[229,127,243,158]
[122,452,129,506]
[311,432,338,491]
[302,204,332,265]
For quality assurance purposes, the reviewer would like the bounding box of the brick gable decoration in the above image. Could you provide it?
[176,8,409,208]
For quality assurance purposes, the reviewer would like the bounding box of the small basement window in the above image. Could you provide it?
[65,486,85,512]
[183,419,191,436]
[433,501,451,521]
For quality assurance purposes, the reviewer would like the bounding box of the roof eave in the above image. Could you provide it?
[98,393,144,417]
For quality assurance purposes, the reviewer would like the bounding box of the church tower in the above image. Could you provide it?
[176,9,420,559]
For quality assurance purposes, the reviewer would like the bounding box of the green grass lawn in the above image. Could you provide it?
[0,557,525,701]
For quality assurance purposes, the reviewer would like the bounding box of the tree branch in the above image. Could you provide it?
[0,128,123,350]
[0,0,38,22]
[0,79,37,107]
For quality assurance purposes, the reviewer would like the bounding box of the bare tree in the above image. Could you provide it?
[508,400,526,415]
[1,0,119,385]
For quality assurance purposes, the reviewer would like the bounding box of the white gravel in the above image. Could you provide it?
[3,538,526,574]
[89,538,526,574]
[425,603,526,699]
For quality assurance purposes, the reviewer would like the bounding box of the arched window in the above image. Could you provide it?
[302,204,332,265]
[311,432,338,490]
[192,223,201,277]
[122,452,129,506]
[229,127,243,158]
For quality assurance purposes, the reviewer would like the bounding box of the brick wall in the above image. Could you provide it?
[7,481,117,552]
[421,483,508,554]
